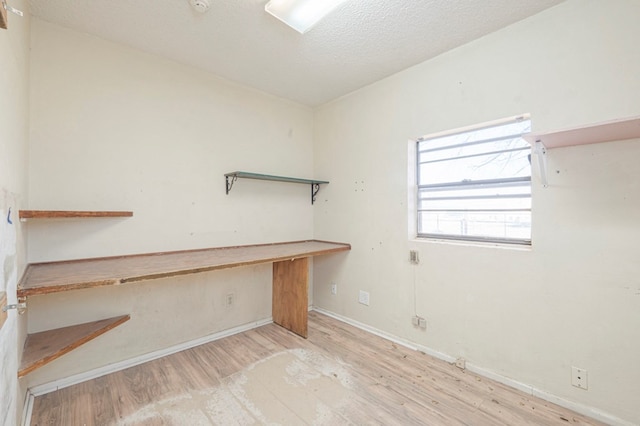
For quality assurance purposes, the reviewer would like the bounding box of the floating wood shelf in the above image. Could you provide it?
[523,115,640,149]
[19,210,133,220]
[224,171,329,204]
[18,315,130,377]
[18,240,351,298]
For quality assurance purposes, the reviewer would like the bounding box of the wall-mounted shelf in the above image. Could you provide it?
[524,115,640,187]
[523,115,640,149]
[19,210,133,220]
[18,315,130,377]
[224,171,329,204]
[0,0,7,29]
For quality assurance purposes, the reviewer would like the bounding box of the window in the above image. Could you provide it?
[416,116,532,245]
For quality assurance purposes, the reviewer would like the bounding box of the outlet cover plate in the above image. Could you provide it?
[571,366,588,389]
[358,290,370,306]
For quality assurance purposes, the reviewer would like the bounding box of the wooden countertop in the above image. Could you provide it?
[18,240,351,297]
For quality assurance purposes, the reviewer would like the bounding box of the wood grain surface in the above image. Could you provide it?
[0,3,7,30]
[273,257,308,338]
[18,240,350,297]
[29,312,605,426]
[19,315,130,377]
[18,210,133,219]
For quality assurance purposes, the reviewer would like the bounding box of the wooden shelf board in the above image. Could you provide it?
[19,210,133,220]
[18,315,130,377]
[17,240,351,297]
[523,116,640,149]
[0,2,7,30]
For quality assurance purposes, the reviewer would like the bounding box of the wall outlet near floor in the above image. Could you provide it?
[358,290,370,306]
[455,358,466,370]
[225,293,234,308]
[412,315,427,330]
[571,366,588,389]
[331,282,337,295]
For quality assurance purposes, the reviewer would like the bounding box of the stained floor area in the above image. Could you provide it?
[30,312,604,425]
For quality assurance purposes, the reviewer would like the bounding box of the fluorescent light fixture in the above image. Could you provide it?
[265,0,350,34]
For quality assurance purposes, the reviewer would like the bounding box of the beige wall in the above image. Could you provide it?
[25,19,315,387]
[313,0,640,424]
[0,1,30,424]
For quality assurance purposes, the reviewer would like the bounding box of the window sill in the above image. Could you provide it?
[410,237,532,252]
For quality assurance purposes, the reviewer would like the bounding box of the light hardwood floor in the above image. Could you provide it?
[30,312,604,425]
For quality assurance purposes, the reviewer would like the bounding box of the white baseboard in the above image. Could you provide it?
[22,309,634,426]
[27,317,272,398]
[311,307,633,426]
[21,391,34,426]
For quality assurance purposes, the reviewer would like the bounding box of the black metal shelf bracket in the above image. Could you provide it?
[311,183,320,205]
[225,174,238,194]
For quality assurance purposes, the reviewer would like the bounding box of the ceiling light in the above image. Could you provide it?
[265,0,350,34]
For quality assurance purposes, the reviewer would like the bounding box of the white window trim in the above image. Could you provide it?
[409,114,532,246]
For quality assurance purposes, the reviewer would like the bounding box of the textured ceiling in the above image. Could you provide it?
[28,0,565,106]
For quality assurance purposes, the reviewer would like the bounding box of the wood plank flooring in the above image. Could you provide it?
[30,312,604,425]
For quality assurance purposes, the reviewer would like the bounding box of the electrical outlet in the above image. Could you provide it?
[571,366,588,389]
[455,358,466,370]
[418,317,427,329]
[358,290,370,306]
[331,282,337,295]
[225,293,234,308]
[409,250,420,264]
[412,315,427,329]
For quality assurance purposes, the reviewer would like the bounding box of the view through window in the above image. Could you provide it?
[416,116,532,245]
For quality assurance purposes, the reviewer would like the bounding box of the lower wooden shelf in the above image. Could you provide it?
[19,315,130,378]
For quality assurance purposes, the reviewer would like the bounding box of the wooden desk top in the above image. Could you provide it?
[18,240,350,297]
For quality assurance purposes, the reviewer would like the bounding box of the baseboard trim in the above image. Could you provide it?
[312,307,456,363]
[27,317,273,398]
[21,390,34,426]
[311,307,633,426]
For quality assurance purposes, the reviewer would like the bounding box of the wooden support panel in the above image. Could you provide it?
[273,257,308,338]
[19,315,130,377]
[0,292,7,331]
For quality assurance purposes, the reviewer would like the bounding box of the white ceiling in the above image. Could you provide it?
[28,0,565,106]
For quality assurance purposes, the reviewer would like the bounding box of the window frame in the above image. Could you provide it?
[414,115,532,246]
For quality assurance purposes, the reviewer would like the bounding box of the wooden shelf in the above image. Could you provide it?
[224,171,329,204]
[16,240,350,374]
[0,1,7,30]
[18,240,351,298]
[19,210,133,220]
[523,115,640,149]
[18,315,130,377]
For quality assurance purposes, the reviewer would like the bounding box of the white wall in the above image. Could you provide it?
[313,0,640,424]
[0,1,30,424]
[25,19,315,387]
